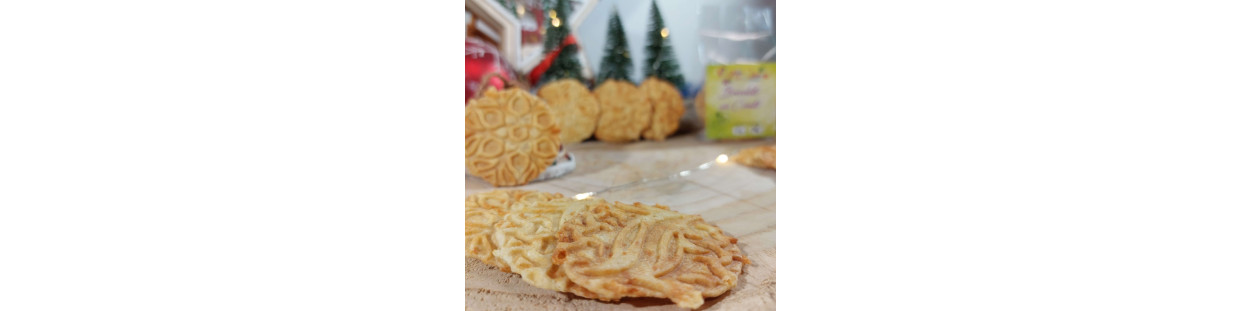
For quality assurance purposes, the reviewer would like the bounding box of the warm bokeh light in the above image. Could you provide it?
[660,28,669,38]
[573,192,594,200]
[716,154,729,164]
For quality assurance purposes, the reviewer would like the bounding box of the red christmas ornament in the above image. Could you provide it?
[465,37,518,104]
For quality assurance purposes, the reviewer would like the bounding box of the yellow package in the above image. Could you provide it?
[702,63,776,140]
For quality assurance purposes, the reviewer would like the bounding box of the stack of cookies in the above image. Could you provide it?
[464,79,686,187]
[536,78,686,144]
[464,189,749,309]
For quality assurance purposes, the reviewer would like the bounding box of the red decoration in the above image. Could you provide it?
[465,37,518,104]
[527,34,578,86]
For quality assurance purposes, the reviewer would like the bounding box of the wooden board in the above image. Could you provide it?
[465,134,776,310]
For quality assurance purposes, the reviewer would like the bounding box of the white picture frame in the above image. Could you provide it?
[466,0,597,79]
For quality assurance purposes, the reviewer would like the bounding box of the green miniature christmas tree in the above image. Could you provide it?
[596,10,633,83]
[642,1,685,90]
[541,0,570,52]
[537,0,585,86]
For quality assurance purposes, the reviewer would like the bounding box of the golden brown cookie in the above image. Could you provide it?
[465,189,565,271]
[639,78,686,141]
[537,79,601,144]
[554,201,749,309]
[465,89,562,187]
[491,197,601,298]
[592,80,650,143]
[735,144,776,169]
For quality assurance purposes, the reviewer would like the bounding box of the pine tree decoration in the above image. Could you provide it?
[540,44,585,85]
[541,0,570,52]
[642,1,685,90]
[596,10,633,83]
[537,0,585,86]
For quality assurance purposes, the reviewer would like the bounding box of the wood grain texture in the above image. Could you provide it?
[466,134,776,310]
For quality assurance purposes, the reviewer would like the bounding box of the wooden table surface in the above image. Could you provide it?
[465,133,777,310]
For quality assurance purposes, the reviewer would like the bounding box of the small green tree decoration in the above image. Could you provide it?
[537,0,586,86]
[642,1,685,90]
[596,10,633,83]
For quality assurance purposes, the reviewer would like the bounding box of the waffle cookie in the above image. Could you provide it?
[592,80,650,143]
[465,190,566,271]
[554,201,749,309]
[735,144,776,169]
[465,89,562,187]
[491,197,602,299]
[639,78,686,141]
[536,79,601,144]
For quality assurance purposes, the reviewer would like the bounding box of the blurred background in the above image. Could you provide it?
[578,0,775,95]
[466,0,775,96]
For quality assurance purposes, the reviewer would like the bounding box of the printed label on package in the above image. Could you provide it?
[703,63,776,140]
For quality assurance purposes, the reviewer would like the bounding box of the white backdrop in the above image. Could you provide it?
[576,0,775,92]
[577,0,706,86]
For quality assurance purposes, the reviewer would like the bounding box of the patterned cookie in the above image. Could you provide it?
[491,197,601,299]
[465,189,566,271]
[554,201,749,309]
[537,79,601,144]
[640,78,686,141]
[465,89,562,187]
[735,144,776,169]
[592,80,651,143]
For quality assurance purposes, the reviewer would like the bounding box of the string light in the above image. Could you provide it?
[576,152,737,201]
[660,28,669,38]
[551,18,561,27]
[516,4,525,16]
